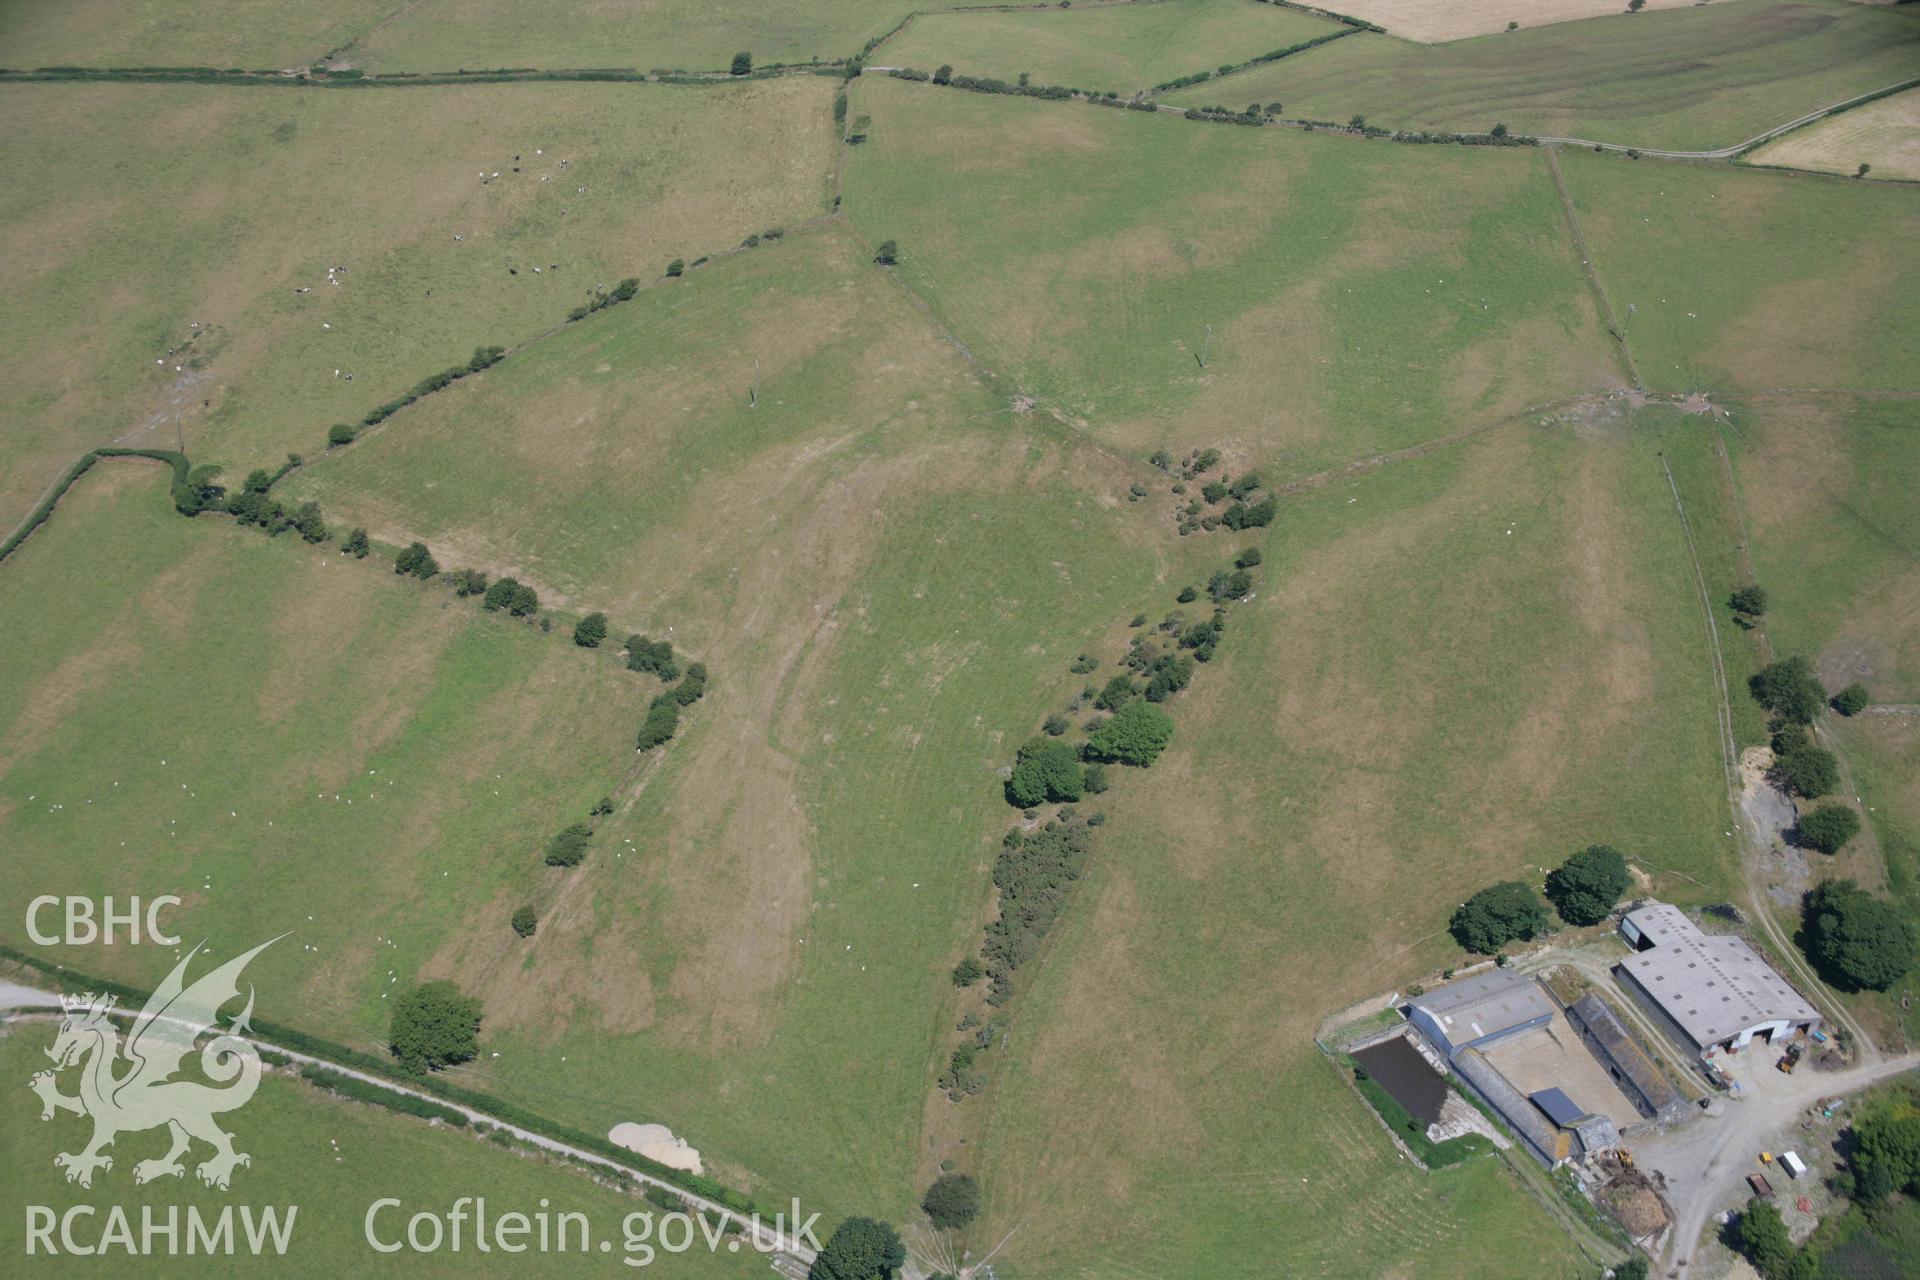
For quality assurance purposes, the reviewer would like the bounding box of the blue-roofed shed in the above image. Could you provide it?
[1530,1087,1590,1128]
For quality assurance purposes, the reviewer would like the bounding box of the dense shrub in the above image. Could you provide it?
[951,956,984,987]
[1450,882,1548,954]
[1832,683,1870,716]
[1087,702,1174,766]
[730,51,751,76]
[511,906,537,937]
[449,568,488,597]
[1093,674,1135,711]
[343,527,370,558]
[1729,584,1769,616]
[625,635,679,680]
[672,662,708,705]
[573,611,608,648]
[328,423,356,447]
[1849,1105,1920,1203]
[1208,569,1253,602]
[567,279,641,323]
[1081,761,1109,794]
[301,1064,469,1125]
[1142,653,1195,702]
[1729,1202,1794,1279]
[482,576,539,616]
[1042,713,1069,736]
[1179,614,1224,662]
[1235,547,1262,569]
[636,697,679,750]
[981,820,1094,1000]
[1221,497,1277,530]
[544,822,593,867]
[394,541,439,579]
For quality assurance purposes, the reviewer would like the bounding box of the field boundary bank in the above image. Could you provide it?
[861,63,1920,175]
[0,64,844,88]
[0,948,788,1227]
[1543,148,1642,390]
[0,448,186,565]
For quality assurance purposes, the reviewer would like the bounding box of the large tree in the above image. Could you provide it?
[1804,880,1916,991]
[921,1173,980,1230]
[1773,746,1839,799]
[1796,805,1861,854]
[1750,656,1826,725]
[1006,738,1084,807]
[1545,844,1631,925]
[1086,701,1175,766]
[808,1217,905,1280]
[389,981,482,1073]
[1450,882,1549,954]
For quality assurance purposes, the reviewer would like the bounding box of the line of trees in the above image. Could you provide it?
[1453,844,1633,953]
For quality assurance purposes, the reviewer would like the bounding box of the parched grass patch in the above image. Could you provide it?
[0,1034,763,1278]
[1166,0,1920,151]
[882,0,1344,96]
[844,77,1615,478]
[0,77,836,533]
[1747,86,1920,180]
[965,420,1728,1275]
[1557,146,1920,396]
[1327,0,1709,44]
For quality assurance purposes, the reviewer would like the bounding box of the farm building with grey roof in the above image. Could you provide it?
[1615,902,1820,1056]
[1406,968,1556,1058]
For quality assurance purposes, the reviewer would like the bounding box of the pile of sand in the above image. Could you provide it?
[608,1122,703,1175]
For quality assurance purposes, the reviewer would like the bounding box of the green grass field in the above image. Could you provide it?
[4,3,1918,1274]
[0,77,835,536]
[348,0,964,74]
[1555,145,1920,397]
[965,416,1729,1274]
[1165,0,1920,150]
[0,0,392,69]
[0,1031,765,1277]
[881,0,1344,95]
[844,77,1617,478]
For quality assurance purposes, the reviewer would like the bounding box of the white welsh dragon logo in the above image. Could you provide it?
[28,938,280,1190]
